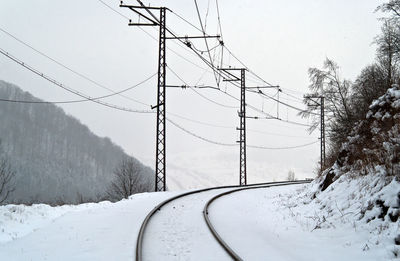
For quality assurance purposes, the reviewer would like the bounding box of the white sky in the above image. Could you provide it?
[0,0,384,188]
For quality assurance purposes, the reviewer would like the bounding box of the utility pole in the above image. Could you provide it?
[219,68,247,186]
[304,95,326,172]
[320,96,325,170]
[154,7,167,192]
[120,2,166,191]
[239,69,247,186]
[121,1,220,191]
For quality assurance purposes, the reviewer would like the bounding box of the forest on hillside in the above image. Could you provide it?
[0,80,153,204]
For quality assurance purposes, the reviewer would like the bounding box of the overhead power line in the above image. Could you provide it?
[193,0,219,86]
[97,0,213,73]
[223,45,276,87]
[168,117,318,149]
[167,118,237,147]
[0,72,157,104]
[0,27,150,106]
[247,140,319,150]
[167,112,317,139]
[0,48,154,113]
[215,0,224,40]
[249,89,320,116]
[166,65,237,108]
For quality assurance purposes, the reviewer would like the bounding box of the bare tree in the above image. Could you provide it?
[377,0,400,21]
[107,158,147,201]
[287,170,296,181]
[0,143,15,204]
[375,20,400,88]
[301,58,354,146]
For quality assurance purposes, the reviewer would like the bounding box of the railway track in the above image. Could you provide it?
[203,180,310,261]
[135,180,311,261]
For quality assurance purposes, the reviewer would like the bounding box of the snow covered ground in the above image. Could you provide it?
[0,192,178,260]
[0,180,398,260]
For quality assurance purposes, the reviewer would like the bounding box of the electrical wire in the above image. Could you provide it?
[97,0,211,73]
[193,0,219,87]
[0,27,149,106]
[204,0,211,32]
[249,89,320,116]
[167,112,231,129]
[168,117,318,149]
[130,1,236,84]
[0,72,157,104]
[167,118,237,146]
[169,10,203,33]
[223,45,275,87]
[167,112,316,139]
[0,48,154,113]
[2,2,320,152]
[215,0,224,40]
[247,140,319,150]
[166,65,238,108]
[102,1,314,128]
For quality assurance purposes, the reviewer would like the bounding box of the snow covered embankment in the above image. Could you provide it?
[289,85,400,259]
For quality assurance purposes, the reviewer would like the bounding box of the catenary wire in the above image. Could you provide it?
[168,118,319,149]
[193,0,220,86]
[0,27,150,106]
[102,1,314,128]
[0,48,154,113]
[167,118,237,146]
[248,89,320,116]
[0,72,157,104]
[247,140,318,150]
[97,0,212,73]
[166,65,238,108]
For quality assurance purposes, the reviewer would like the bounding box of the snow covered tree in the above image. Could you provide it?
[301,58,354,157]
[107,158,149,201]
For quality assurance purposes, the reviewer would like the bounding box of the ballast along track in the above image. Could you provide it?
[203,180,311,261]
[135,180,311,261]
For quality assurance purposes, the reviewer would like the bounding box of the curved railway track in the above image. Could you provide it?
[203,180,310,261]
[135,180,311,261]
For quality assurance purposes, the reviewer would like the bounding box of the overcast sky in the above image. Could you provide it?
[0,0,385,189]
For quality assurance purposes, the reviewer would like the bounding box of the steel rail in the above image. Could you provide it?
[203,180,312,261]
[135,180,307,260]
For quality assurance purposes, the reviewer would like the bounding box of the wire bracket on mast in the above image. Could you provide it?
[304,94,326,172]
[219,68,247,186]
[121,1,167,192]
[121,1,227,191]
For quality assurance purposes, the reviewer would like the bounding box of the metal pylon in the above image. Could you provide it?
[155,7,166,191]
[239,69,247,186]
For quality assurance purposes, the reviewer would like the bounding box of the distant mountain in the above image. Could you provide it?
[0,80,153,204]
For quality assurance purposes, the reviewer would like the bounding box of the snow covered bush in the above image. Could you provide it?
[319,85,400,189]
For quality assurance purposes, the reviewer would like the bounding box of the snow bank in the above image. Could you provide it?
[0,191,177,261]
[288,172,400,259]
[0,201,112,243]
